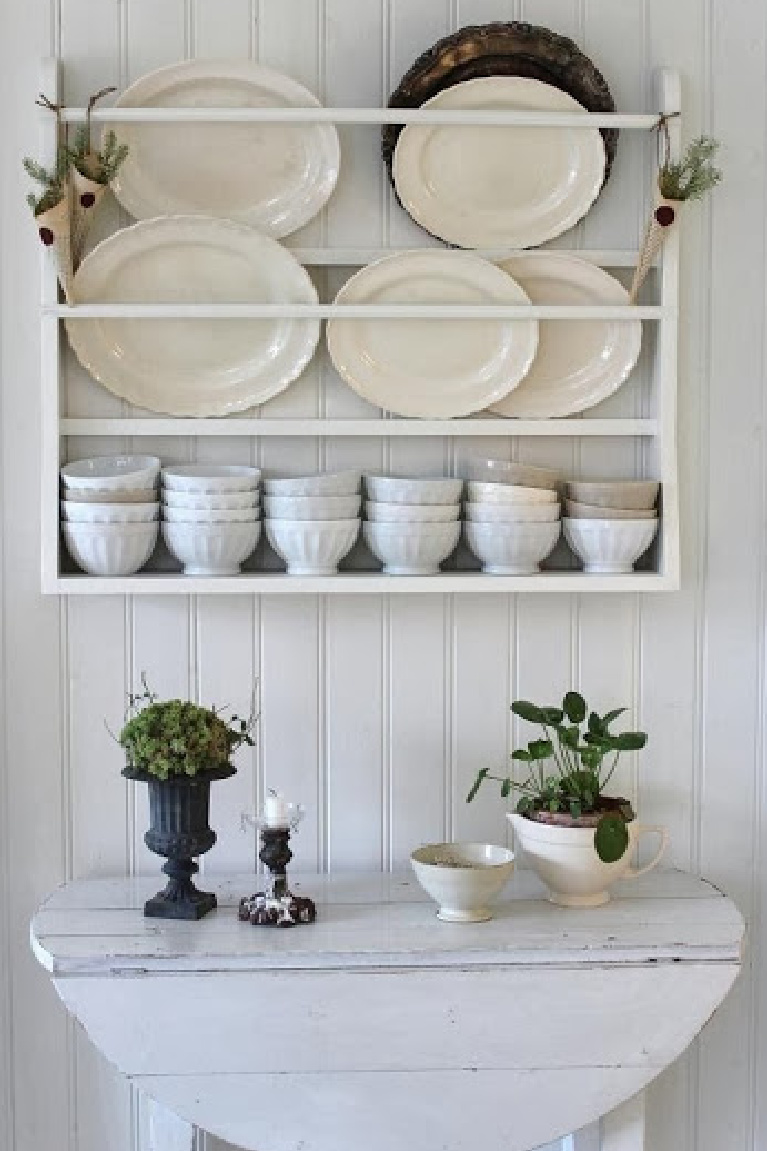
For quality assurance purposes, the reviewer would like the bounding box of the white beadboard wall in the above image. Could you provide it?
[0,2,765,1151]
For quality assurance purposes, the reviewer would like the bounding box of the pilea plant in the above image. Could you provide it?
[467,692,647,863]
[117,676,257,781]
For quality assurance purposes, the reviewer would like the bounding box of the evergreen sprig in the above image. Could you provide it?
[659,135,722,201]
[68,127,129,185]
[23,147,70,215]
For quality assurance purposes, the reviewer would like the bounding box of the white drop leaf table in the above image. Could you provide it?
[31,870,743,1151]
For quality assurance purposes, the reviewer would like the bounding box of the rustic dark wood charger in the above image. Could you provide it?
[383,22,618,200]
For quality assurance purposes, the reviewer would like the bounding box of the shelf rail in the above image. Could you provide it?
[58,107,662,128]
[52,304,666,320]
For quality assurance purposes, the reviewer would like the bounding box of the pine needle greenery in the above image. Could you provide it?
[659,135,722,201]
[23,147,70,215]
[67,125,129,185]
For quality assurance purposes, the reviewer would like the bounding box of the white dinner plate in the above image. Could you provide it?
[488,253,642,418]
[108,59,340,237]
[326,251,538,418]
[393,76,605,248]
[66,216,320,417]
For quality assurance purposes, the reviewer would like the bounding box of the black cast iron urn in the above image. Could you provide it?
[123,764,235,919]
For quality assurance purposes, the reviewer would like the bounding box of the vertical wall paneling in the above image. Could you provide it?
[2,4,767,1151]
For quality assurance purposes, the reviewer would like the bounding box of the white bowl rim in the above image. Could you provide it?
[61,454,161,481]
[411,842,515,868]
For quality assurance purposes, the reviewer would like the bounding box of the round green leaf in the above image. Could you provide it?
[563,691,587,723]
[594,814,630,863]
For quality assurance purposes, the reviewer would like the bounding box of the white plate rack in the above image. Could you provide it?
[40,59,680,595]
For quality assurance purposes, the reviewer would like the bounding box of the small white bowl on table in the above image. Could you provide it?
[410,842,515,923]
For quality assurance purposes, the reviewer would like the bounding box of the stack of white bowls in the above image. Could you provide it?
[161,465,261,576]
[463,460,561,575]
[263,471,361,575]
[563,480,660,573]
[363,476,462,575]
[60,455,161,575]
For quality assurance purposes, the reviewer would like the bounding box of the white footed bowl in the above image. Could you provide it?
[465,520,561,575]
[411,843,515,922]
[265,518,360,575]
[565,499,657,521]
[162,506,260,524]
[466,481,558,506]
[565,479,659,511]
[264,494,361,521]
[363,520,460,575]
[162,490,259,510]
[62,521,159,576]
[264,471,361,497]
[366,500,459,524]
[61,455,160,492]
[563,517,659,574]
[365,476,463,506]
[61,500,159,524]
[464,501,560,524]
[162,465,260,492]
[508,813,668,908]
[63,487,158,504]
[465,459,560,491]
[162,520,261,575]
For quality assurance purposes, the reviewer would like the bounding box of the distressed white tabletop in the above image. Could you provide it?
[31,870,744,1151]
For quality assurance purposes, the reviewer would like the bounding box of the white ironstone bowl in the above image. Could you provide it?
[464,459,560,491]
[62,521,159,576]
[411,842,515,922]
[564,499,657,521]
[363,520,460,575]
[61,500,159,524]
[563,517,659,573]
[263,494,362,520]
[162,490,260,510]
[265,518,360,575]
[464,501,560,524]
[465,520,561,575]
[60,454,160,493]
[364,476,463,506]
[466,481,558,506]
[161,465,261,493]
[162,520,261,575]
[263,471,361,497]
[162,506,260,524]
[366,500,459,523]
[564,480,659,511]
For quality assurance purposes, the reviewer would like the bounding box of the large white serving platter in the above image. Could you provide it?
[108,59,340,237]
[393,77,605,249]
[326,251,538,418]
[66,216,320,417]
[489,253,643,418]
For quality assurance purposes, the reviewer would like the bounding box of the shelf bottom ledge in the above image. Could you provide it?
[47,572,678,595]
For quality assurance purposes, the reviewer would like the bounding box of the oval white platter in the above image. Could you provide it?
[66,216,320,417]
[326,251,538,418]
[488,253,643,419]
[393,76,605,249]
[108,59,340,238]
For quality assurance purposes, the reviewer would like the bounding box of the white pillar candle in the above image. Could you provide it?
[264,790,290,827]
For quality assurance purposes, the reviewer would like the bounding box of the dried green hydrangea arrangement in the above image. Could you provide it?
[117,677,257,781]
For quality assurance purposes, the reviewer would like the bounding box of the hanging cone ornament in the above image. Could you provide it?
[71,165,108,265]
[35,192,74,304]
[629,188,680,304]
